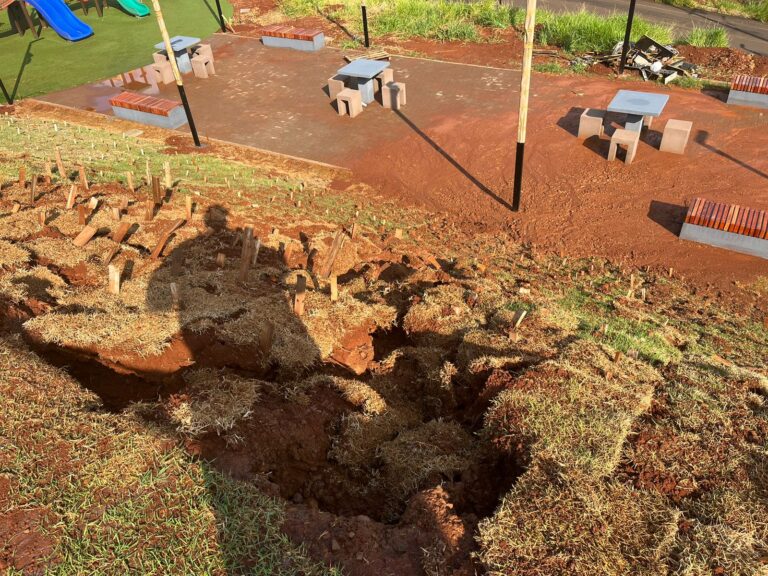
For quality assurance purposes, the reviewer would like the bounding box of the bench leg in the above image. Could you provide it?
[607,141,618,162]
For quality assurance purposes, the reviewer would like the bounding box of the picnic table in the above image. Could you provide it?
[607,89,669,132]
[154,35,201,74]
[337,58,390,105]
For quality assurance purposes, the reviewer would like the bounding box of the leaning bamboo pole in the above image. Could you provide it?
[512,0,537,212]
[149,0,202,147]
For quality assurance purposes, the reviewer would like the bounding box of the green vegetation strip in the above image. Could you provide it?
[0,0,232,101]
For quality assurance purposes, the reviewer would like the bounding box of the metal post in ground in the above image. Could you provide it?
[213,0,227,33]
[618,0,637,75]
[150,0,202,147]
[512,0,536,211]
[361,0,370,48]
[0,78,11,105]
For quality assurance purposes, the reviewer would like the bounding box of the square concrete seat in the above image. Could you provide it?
[191,54,216,78]
[608,128,640,164]
[151,60,174,85]
[328,74,348,100]
[337,87,363,118]
[152,51,169,65]
[578,108,605,139]
[660,119,693,154]
[193,43,214,62]
[375,68,394,91]
[382,81,406,110]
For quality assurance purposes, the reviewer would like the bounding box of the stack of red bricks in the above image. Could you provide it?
[686,198,768,239]
[730,74,768,95]
[260,24,322,41]
[109,92,180,117]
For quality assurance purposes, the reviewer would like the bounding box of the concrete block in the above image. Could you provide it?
[152,60,174,85]
[262,33,325,52]
[328,75,347,100]
[660,119,692,154]
[608,128,639,165]
[376,68,394,91]
[191,54,215,79]
[577,108,604,139]
[111,105,189,130]
[337,88,362,118]
[382,81,405,110]
[680,222,768,260]
[726,89,768,109]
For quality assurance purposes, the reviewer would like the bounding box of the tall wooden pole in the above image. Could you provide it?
[214,0,227,32]
[512,0,536,212]
[618,0,637,75]
[150,0,202,147]
[0,78,11,105]
[361,0,370,48]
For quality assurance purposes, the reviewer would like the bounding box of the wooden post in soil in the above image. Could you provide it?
[18,166,25,189]
[43,161,52,185]
[294,274,307,316]
[78,165,89,190]
[330,275,338,302]
[126,171,134,193]
[185,195,193,221]
[149,0,202,147]
[108,264,121,295]
[55,147,66,180]
[152,176,162,205]
[511,0,537,212]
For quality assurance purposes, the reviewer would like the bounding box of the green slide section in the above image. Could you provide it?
[116,0,150,17]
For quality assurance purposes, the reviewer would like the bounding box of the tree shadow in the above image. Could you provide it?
[11,38,39,103]
[695,129,768,181]
[392,109,516,212]
[647,199,685,236]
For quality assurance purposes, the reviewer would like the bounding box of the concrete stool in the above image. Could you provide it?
[382,81,406,110]
[578,108,605,139]
[152,51,169,65]
[608,128,640,165]
[328,75,347,100]
[193,44,214,62]
[191,54,215,78]
[660,119,693,154]
[643,115,653,130]
[337,88,363,118]
[151,60,174,85]
[375,68,394,91]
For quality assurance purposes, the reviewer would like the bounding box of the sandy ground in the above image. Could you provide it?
[39,33,768,290]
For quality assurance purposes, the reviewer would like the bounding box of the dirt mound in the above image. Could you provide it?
[676,45,768,80]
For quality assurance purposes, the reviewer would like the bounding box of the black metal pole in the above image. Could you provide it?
[618,0,637,75]
[0,78,12,105]
[177,84,201,147]
[361,2,370,48]
[512,142,524,211]
[214,0,226,32]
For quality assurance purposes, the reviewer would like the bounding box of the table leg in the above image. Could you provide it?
[175,51,192,74]
[356,78,375,105]
[625,114,643,133]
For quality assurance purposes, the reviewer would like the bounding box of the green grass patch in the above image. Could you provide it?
[0,0,232,101]
[536,9,674,53]
[661,0,768,22]
[558,288,681,364]
[677,26,730,47]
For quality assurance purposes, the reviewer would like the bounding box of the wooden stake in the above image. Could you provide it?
[78,165,89,190]
[11,202,20,214]
[43,161,52,184]
[394,228,403,239]
[88,197,99,211]
[512,0,537,211]
[38,209,46,226]
[145,159,151,186]
[251,237,261,266]
[330,275,338,302]
[104,221,132,264]
[350,222,357,239]
[66,185,77,209]
[111,207,121,221]
[78,205,87,225]
[215,252,226,268]
[320,230,346,279]
[164,161,172,189]
[185,195,193,220]
[152,176,162,205]
[258,321,274,355]
[170,282,180,310]
[55,147,66,179]
[294,274,306,316]
[145,199,154,221]
[126,171,134,193]
[108,264,121,295]
[73,225,98,247]
[150,219,185,259]
[30,176,36,204]
[18,166,25,189]
[240,226,254,260]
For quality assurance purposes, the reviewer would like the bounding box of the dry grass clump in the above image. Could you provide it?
[329,376,387,415]
[378,420,474,498]
[0,239,30,268]
[168,368,263,437]
[308,230,380,277]
[403,283,485,346]
[0,265,68,303]
[456,328,524,374]
[478,464,679,576]
[27,235,113,267]
[0,208,42,240]
[484,340,659,477]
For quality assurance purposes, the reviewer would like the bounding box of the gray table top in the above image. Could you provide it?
[607,90,670,117]
[155,36,201,52]
[338,59,390,79]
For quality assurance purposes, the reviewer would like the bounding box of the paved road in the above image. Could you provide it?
[505,0,768,55]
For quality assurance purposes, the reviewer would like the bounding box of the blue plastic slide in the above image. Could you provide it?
[24,0,93,41]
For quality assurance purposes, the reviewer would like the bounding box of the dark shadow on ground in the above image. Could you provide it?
[648,199,685,236]
[557,106,584,137]
[393,109,516,212]
[12,38,39,102]
[695,129,768,180]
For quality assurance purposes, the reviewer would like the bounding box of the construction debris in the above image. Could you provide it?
[573,36,698,84]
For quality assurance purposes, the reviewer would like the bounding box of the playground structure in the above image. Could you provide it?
[1,0,149,42]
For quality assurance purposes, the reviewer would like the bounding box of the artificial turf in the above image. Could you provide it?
[0,0,232,102]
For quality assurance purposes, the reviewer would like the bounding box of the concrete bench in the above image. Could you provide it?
[680,197,768,259]
[260,25,325,52]
[727,74,768,109]
[109,91,189,130]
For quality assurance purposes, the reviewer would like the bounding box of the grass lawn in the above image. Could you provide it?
[0,0,232,102]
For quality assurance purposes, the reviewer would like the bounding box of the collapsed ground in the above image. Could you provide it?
[1,104,767,575]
